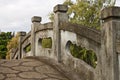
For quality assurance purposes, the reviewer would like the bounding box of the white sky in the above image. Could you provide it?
[0,0,120,32]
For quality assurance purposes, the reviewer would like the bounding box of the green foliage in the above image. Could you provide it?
[65,0,115,29]
[70,43,97,68]
[0,32,13,59]
[49,13,54,22]
[0,45,7,51]
[42,38,52,48]
[6,33,18,59]
[24,44,31,53]
[0,51,7,59]
[68,1,100,29]
[49,0,116,29]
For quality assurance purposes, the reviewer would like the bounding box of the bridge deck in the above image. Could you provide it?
[0,56,80,80]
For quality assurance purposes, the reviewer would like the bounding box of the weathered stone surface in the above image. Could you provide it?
[7,74,16,78]
[12,66,33,71]
[5,77,33,80]
[0,60,7,64]
[35,65,58,74]
[0,67,19,73]
[21,61,43,67]
[100,6,120,80]
[0,74,5,79]
[19,72,46,79]
[54,4,68,13]
[101,7,120,20]
[17,31,26,36]
[45,78,60,80]
[0,57,72,80]
[45,73,67,80]
[1,60,21,67]
[31,16,41,23]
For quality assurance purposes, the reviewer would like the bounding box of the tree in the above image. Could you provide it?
[6,33,19,59]
[0,32,13,59]
[49,0,116,29]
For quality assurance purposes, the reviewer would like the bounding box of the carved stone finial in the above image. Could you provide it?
[17,31,26,36]
[31,16,42,23]
[101,7,120,20]
[53,4,68,13]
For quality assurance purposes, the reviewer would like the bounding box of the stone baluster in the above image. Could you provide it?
[18,31,26,59]
[31,16,41,56]
[101,7,120,80]
[53,4,68,62]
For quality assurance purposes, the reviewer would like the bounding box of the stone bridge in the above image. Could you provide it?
[2,5,120,80]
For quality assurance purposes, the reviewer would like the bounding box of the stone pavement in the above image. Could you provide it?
[0,56,80,80]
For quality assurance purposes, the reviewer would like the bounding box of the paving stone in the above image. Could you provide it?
[45,73,68,80]
[0,67,19,73]
[5,77,33,80]
[45,78,60,80]
[0,74,5,79]
[22,61,43,67]
[0,60,7,64]
[35,65,59,74]
[7,74,17,77]
[1,60,21,67]
[22,59,37,62]
[19,72,46,79]
[12,66,33,71]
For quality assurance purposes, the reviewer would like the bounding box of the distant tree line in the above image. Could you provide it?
[0,32,13,59]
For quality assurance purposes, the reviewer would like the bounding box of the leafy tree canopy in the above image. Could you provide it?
[0,32,13,59]
[49,0,116,29]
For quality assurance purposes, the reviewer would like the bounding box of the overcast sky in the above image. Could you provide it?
[0,0,120,32]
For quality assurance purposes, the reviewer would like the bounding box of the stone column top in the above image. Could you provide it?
[17,31,26,36]
[31,16,42,23]
[53,4,68,13]
[101,7,120,20]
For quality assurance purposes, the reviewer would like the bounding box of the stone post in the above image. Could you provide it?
[31,16,41,56]
[53,4,68,62]
[101,7,120,80]
[18,31,26,59]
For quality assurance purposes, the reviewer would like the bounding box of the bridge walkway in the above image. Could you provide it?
[0,56,80,80]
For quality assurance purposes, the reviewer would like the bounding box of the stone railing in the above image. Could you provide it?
[11,4,120,80]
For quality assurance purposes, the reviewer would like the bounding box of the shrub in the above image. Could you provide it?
[24,44,31,53]
[70,43,97,68]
